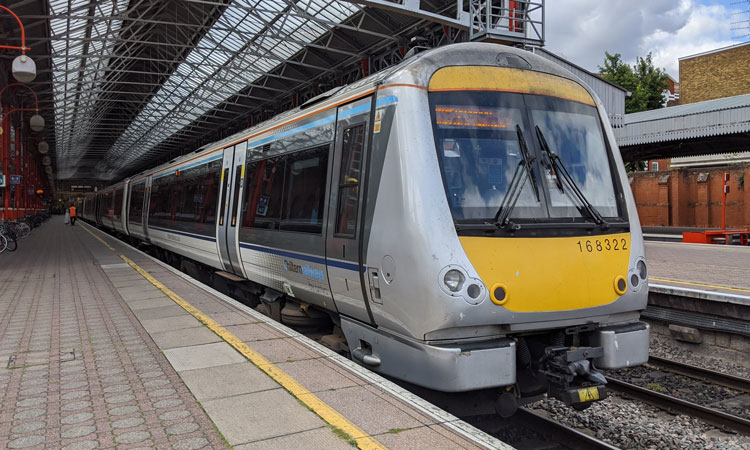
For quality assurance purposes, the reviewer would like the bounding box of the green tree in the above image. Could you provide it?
[599,51,669,114]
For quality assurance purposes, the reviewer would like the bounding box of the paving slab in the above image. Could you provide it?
[233,427,355,450]
[139,315,203,333]
[202,389,325,445]
[149,327,223,350]
[163,342,246,371]
[179,362,278,400]
[225,323,285,341]
[131,304,189,320]
[276,358,365,392]
[127,297,179,311]
[316,386,427,436]
[248,337,320,363]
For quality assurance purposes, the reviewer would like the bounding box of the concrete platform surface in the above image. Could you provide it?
[0,216,509,450]
[645,241,750,303]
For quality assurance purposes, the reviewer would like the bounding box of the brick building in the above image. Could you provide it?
[621,42,750,228]
[678,42,750,105]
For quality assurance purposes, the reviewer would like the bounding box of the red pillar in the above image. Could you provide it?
[696,174,710,228]
[1,107,9,220]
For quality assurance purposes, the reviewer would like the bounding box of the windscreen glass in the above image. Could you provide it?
[430,91,621,224]
[433,94,544,220]
[528,96,618,218]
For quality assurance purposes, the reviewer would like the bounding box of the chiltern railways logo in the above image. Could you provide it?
[283,259,326,282]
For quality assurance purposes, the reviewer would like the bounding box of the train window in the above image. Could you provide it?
[148,160,221,236]
[113,188,123,220]
[230,165,243,227]
[129,183,145,225]
[335,124,365,237]
[218,168,229,226]
[280,145,329,234]
[149,174,175,229]
[240,156,285,230]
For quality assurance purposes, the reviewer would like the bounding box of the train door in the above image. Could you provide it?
[216,143,247,276]
[325,96,375,325]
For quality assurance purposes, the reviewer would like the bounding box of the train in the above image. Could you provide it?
[81,42,650,416]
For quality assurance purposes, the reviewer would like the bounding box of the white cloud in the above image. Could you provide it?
[544,0,744,79]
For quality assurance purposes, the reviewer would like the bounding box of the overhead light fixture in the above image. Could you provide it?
[12,55,36,83]
[30,114,44,132]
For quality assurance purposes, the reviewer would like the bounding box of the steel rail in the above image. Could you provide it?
[605,377,750,435]
[516,408,621,450]
[647,355,750,394]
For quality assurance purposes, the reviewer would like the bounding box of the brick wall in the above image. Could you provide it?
[630,166,750,228]
[645,158,670,171]
[679,44,750,104]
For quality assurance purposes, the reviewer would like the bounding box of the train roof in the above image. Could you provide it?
[118,43,591,186]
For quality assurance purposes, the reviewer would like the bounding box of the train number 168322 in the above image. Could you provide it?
[577,238,628,253]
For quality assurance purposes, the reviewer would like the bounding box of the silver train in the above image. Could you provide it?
[82,43,650,414]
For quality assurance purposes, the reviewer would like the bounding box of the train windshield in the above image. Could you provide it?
[430,91,622,226]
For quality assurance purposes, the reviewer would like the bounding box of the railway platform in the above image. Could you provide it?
[0,216,507,450]
[644,241,750,353]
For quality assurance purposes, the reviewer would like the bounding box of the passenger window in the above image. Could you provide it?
[129,183,145,224]
[114,189,123,220]
[336,124,365,237]
[241,156,285,230]
[280,145,329,233]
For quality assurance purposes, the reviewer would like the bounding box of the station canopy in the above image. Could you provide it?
[3,0,544,183]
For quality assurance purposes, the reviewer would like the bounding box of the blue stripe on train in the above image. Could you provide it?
[239,243,363,272]
[148,225,217,242]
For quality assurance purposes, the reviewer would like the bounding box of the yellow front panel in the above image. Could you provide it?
[428,66,595,107]
[459,234,631,312]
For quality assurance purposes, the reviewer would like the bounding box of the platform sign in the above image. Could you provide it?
[10,175,21,185]
[0,175,5,188]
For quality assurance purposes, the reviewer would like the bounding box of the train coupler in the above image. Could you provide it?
[540,346,608,409]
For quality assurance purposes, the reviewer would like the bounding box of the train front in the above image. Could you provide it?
[358,45,650,415]
[423,49,649,412]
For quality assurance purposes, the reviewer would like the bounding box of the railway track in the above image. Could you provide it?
[514,408,620,450]
[606,356,750,435]
[646,355,750,393]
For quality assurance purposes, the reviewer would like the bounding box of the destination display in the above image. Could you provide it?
[434,105,512,129]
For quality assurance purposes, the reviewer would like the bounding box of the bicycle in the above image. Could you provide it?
[0,222,18,252]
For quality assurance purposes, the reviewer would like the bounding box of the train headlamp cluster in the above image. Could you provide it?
[443,269,465,292]
[637,260,648,279]
[625,259,649,294]
[439,266,486,305]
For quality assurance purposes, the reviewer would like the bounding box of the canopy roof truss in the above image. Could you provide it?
[0,0,543,181]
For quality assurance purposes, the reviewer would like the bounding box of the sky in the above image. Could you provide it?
[544,0,750,79]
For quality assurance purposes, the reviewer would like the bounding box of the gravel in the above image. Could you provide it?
[649,333,750,379]
[608,365,750,420]
[528,394,750,449]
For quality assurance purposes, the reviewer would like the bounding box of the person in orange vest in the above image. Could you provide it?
[69,204,77,226]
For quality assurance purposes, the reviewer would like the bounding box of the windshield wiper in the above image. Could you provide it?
[493,125,541,229]
[535,126,609,229]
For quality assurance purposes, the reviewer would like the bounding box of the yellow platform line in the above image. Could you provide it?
[80,224,387,450]
[650,277,750,294]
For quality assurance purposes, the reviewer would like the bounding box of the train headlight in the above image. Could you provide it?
[637,260,648,279]
[614,275,628,295]
[490,283,509,305]
[443,270,465,292]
